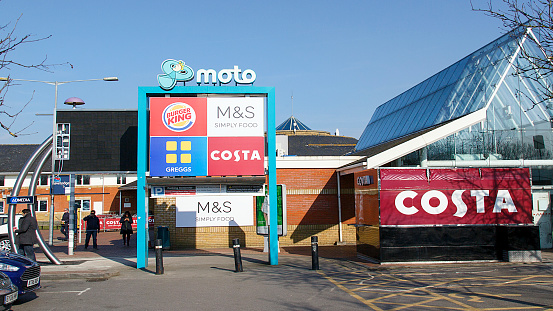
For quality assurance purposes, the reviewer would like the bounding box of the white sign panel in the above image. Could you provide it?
[196,185,224,194]
[207,97,264,137]
[176,195,253,227]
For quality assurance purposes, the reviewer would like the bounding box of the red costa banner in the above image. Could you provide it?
[81,216,154,230]
[380,168,532,226]
[207,136,264,176]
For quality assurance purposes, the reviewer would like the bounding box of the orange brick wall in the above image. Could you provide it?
[1,185,135,224]
[152,167,358,249]
[277,168,355,225]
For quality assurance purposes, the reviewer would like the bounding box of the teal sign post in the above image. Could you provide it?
[137,85,277,269]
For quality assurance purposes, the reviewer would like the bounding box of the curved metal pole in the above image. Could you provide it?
[28,144,62,265]
[9,135,62,264]
[9,136,52,251]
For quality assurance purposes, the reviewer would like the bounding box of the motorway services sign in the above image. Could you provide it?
[7,196,36,204]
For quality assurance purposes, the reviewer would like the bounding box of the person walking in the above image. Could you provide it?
[60,208,69,241]
[119,211,133,246]
[83,210,100,250]
[15,209,37,261]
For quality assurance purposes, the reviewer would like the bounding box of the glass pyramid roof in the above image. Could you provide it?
[354,27,532,153]
[276,116,311,131]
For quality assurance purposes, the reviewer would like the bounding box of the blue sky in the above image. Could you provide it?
[0,0,505,144]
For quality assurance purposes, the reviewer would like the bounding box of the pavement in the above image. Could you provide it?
[34,229,369,280]
[32,229,553,281]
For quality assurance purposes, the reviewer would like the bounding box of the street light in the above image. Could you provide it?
[0,76,118,251]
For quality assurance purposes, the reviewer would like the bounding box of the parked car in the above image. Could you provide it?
[0,271,18,311]
[0,251,40,296]
[0,215,22,253]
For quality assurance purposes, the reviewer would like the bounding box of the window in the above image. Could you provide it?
[38,175,48,186]
[35,200,48,212]
[0,176,4,187]
[117,174,126,185]
[76,175,90,185]
[0,202,4,214]
[75,199,91,211]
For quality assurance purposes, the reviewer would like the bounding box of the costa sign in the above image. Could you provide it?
[380,168,532,226]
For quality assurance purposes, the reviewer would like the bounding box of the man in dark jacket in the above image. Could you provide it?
[83,210,100,250]
[15,209,38,261]
[60,208,69,240]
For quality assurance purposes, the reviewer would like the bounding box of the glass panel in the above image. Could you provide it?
[445,57,468,85]
[385,110,405,141]
[412,95,436,130]
[424,72,441,96]
[435,64,456,89]
[395,107,417,138]
[83,200,91,211]
[402,87,419,107]
[411,79,430,102]
[532,168,553,185]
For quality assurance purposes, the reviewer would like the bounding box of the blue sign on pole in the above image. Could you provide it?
[50,175,70,195]
[7,196,35,205]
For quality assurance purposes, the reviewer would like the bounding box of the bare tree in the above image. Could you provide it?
[0,12,67,137]
[472,0,553,109]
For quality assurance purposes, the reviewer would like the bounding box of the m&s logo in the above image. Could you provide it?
[162,103,196,132]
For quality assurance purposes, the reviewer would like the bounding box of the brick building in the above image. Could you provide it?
[0,112,360,249]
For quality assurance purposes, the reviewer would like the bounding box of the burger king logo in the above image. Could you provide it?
[162,102,196,132]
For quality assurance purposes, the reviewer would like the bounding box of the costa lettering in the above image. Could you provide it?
[210,149,261,162]
[395,189,517,217]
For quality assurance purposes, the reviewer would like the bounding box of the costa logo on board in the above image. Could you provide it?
[379,168,532,226]
[210,149,262,162]
[162,102,196,132]
[208,137,264,176]
[394,189,517,217]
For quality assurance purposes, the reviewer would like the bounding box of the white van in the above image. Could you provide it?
[0,215,22,252]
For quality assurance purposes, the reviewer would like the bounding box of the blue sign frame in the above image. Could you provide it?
[50,175,70,195]
[137,86,277,269]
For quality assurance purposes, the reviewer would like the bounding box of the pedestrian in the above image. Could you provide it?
[15,209,37,261]
[119,211,133,246]
[83,210,100,250]
[60,208,69,241]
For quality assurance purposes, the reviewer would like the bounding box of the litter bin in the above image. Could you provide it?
[157,226,170,250]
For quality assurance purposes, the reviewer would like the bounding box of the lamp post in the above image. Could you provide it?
[0,76,118,248]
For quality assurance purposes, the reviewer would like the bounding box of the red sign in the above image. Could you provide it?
[82,216,154,230]
[380,168,532,226]
[207,136,264,176]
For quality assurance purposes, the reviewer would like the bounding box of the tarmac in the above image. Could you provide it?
[35,229,370,280]
[33,229,553,281]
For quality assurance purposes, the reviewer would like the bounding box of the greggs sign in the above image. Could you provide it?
[149,97,265,177]
[379,168,532,226]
